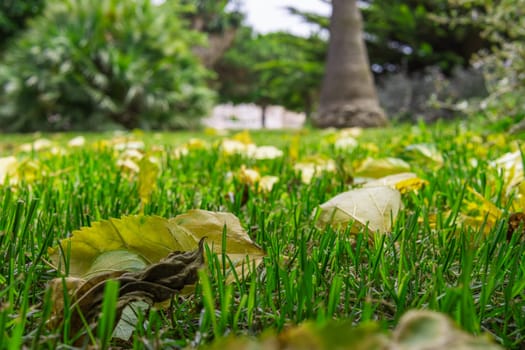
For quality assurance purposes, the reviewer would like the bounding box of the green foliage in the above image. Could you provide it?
[181,0,243,33]
[361,0,487,74]
[0,0,46,51]
[451,0,525,122]
[288,1,488,75]
[215,27,325,118]
[0,0,215,132]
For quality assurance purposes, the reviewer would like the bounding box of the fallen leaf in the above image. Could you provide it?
[355,157,411,178]
[231,130,253,145]
[169,210,265,274]
[363,173,428,194]
[19,138,53,152]
[113,140,145,152]
[48,239,205,338]
[491,150,524,191]
[294,156,336,184]
[68,136,86,148]
[138,156,160,209]
[334,136,358,151]
[316,186,402,234]
[0,156,18,184]
[507,212,525,241]
[221,139,257,156]
[48,210,264,279]
[200,310,502,350]
[403,143,444,167]
[247,145,284,160]
[392,310,502,350]
[173,138,210,158]
[259,176,279,192]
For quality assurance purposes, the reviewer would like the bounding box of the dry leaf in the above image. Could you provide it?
[48,239,205,338]
[355,157,411,178]
[404,143,444,167]
[363,173,428,193]
[392,310,502,350]
[316,186,402,234]
[294,156,336,184]
[138,156,160,209]
[68,136,86,148]
[0,156,18,184]
[48,211,264,279]
[201,310,502,350]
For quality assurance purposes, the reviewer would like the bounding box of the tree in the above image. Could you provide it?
[313,0,387,128]
[215,28,325,127]
[0,0,46,52]
[288,1,488,76]
[181,0,243,68]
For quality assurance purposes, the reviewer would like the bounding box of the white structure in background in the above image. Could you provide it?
[203,104,306,129]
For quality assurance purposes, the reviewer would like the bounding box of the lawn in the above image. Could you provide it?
[0,121,524,349]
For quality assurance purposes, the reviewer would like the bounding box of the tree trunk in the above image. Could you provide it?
[261,104,267,129]
[313,0,387,128]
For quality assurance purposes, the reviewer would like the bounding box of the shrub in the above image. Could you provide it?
[0,0,215,132]
[0,0,46,51]
[450,0,525,127]
[376,66,487,122]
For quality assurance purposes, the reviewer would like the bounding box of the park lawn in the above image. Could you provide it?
[0,121,524,348]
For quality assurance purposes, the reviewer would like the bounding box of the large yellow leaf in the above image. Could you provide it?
[48,210,265,279]
[316,186,402,234]
[169,210,265,268]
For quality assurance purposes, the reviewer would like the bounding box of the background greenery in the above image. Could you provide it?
[0,0,214,132]
[0,0,524,131]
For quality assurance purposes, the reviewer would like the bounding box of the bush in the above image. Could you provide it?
[0,0,215,132]
[0,0,46,51]
[376,67,487,122]
[450,0,525,127]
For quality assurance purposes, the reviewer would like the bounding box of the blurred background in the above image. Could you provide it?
[0,0,523,132]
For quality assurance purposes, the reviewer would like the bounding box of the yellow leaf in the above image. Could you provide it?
[259,176,279,192]
[363,172,427,193]
[355,157,411,178]
[231,130,253,145]
[288,134,301,161]
[0,156,18,184]
[48,210,265,280]
[138,156,160,209]
[294,156,336,184]
[221,139,257,155]
[491,150,524,191]
[404,143,444,167]
[19,138,53,152]
[334,136,358,151]
[247,145,284,160]
[316,186,402,234]
[67,136,86,148]
[237,166,261,185]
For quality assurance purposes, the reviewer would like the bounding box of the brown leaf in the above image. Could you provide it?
[507,212,525,241]
[49,238,206,339]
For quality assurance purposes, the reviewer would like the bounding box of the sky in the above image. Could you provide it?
[239,0,330,36]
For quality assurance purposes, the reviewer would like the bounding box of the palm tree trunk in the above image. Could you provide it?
[314,0,387,128]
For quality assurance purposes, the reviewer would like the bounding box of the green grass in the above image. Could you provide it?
[0,121,524,348]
